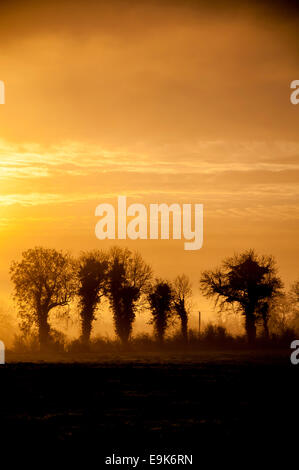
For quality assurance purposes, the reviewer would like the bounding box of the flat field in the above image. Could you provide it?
[0,350,297,466]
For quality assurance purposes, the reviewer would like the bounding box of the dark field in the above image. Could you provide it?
[0,350,297,466]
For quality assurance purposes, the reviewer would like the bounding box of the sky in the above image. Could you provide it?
[0,0,299,343]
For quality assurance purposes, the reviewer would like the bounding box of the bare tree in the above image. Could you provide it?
[268,294,292,335]
[290,279,299,304]
[173,274,192,342]
[10,247,76,351]
[290,280,299,331]
[200,249,283,343]
[269,280,299,334]
[77,250,108,346]
[148,279,173,343]
[106,246,152,344]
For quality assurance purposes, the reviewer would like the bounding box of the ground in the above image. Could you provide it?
[0,349,297,466]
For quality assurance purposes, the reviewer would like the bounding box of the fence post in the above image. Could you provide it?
[198,311,201,336]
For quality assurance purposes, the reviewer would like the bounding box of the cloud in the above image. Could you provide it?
[1,138,299,225]
[0,2,298,145]
[1,139,299,183]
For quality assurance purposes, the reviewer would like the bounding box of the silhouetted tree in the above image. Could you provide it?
[269,287,299,335]
[291,279,299,304]
[290,279,299,331]
[173,274,192,342]
[270,279,299,334]
[148,280,173,343]
[200,249,283,343]
[106,247,152,344]
[77,250,108,346]
[10,247,76,351]
[257,301,271,339]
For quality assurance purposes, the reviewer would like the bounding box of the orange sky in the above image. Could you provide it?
[0,0,298,343]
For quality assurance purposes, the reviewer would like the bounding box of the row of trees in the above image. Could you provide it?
[9,246,291,351]
[10,246,192,350]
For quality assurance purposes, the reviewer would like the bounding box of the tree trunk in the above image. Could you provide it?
[263,316,269,340]
[112,298,135,346]
[114,312,131,346]
[157,329,164,344]
[80,308,93,347]
[154,314,166,344]
[118,322,130,346]
[38,313,51,351]
[245,312,256,344]
[261,303,270,340]
[181,315,188,342]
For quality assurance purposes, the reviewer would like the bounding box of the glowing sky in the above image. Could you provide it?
[0,0,298,341]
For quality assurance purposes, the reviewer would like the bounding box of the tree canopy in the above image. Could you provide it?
[10,247,76,350]
[200,249,283,342]
[106,246,152,344]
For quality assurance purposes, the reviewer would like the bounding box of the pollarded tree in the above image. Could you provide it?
[173,274,192,342]
[77,250,108,346]
[200,249,283,343]
[106,246,152,344]
[10,247,76,351]
[148,279,174,343]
